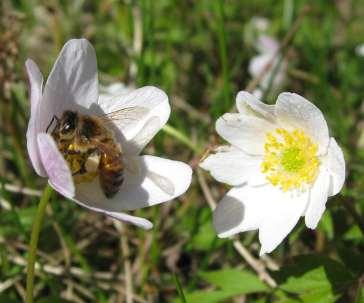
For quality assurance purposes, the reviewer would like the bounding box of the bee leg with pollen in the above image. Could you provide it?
[64,152,86,176]
[73,151,100,184]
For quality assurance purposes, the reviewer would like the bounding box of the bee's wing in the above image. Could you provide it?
[100,106,150,129]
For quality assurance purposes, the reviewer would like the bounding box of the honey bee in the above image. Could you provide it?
[48,107,148,198]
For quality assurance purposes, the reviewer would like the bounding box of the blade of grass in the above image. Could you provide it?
[213,0,231,115]
[25,184,53,303]
[174,272,187,303]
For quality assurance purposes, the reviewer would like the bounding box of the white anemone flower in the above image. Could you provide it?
[249,35,287,94]
[98,82,135,104]
[356,44,364,57]
[250,17,269,32]
[200,91,345,254]
[25,39,192,229]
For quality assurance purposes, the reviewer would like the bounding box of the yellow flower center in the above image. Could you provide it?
[261,128,320,191]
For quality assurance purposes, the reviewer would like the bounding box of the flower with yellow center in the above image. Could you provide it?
[261,128,320,191]
[200,91,345,254]
[25,39,192,230]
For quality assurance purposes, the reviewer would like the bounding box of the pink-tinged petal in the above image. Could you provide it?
[215,113,276,155]
[37,133,75,198]
[200,145,262,186]
[75,155,192,211]
[40,39,98,133]
[236,91,275,122]
[258,185,309,255]
[98,86,170,153]
[249,53,272,78]
[256,35,280,54]
[249,54,285,90]
[25,59,43,115]
[275,93,329,155]
[69,196,153,229]
[326,137,345,196]
[25,59,46,176]
[305,170,330,229]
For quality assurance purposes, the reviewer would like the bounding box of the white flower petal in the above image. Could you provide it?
[326,137,345,196]
[252,89,263,99]
[125,116,161,155]
[275,93,329,155]
[251,17,269,32]
[256,35,280,54]
[213,184,309,252]
[37,133,75,198]
[249,53,272,78]
[25,59,46,177]
[356,44,364,57]
[216,113,275,155]
[213,186,263,238]
[249,54,285,90]
[75,155,192,211]
[68,196,153,229]
[236,90,275,122]
[259,185,309,255]
[305,170,330,229]
[248,170,268,186]
[40,39,98,133]
[103,211,153,229]
[25,59,43,116]
[98,82,134,104]
[98,86,170,153]
[200,146,262,186]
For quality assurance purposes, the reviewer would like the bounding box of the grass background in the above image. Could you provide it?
[1,0,364,302]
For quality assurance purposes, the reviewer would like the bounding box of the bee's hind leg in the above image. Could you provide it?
[85,151,101,174]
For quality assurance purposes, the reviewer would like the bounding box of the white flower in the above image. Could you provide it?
[26,39,192,229]
[249,35,287,92]
[251,17,269,32]
[98,82,135,104]
[200,91,345,254]
[356,44,364,57]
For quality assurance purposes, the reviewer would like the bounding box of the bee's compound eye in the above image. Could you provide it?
[61,121,75,134]
[61,111,78,134]
[63,123,71,131]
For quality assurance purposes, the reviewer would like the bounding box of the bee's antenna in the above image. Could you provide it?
[46,115,59,133]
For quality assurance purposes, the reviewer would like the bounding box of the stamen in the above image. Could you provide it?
[261,128,320,191]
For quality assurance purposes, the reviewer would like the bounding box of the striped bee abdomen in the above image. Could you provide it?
[99,147,124,199]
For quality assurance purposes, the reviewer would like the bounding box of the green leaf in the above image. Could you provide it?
[355,285,364,303]
[172,269,269,303]
[0,294,18,303]
[183,290,239,303]
[275,255,355,303]
[37,296,70,303]
[199,268,269,293]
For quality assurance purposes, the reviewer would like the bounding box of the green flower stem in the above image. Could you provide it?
[162,124,201,154]
[25,183,53,303]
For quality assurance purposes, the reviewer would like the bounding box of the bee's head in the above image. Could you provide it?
[59,110,78,139]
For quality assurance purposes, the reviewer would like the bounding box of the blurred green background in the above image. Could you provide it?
[1,0,364,302]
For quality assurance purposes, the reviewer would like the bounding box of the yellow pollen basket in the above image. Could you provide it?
[64,150,98,184]
[261,128,320,191]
